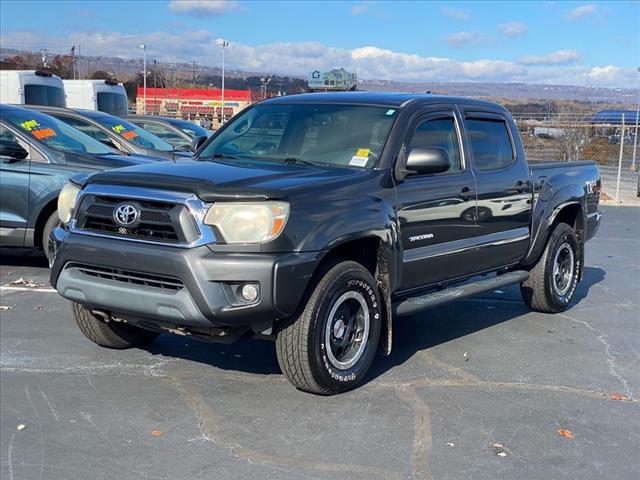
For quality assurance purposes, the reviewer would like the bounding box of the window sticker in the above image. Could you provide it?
[385,109,396,116]
[111,124,126,133]
[122,130,138,140]
[32,128,57,140]
[20,119,41,131]
[355,148,370,157]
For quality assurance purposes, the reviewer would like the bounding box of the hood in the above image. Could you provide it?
[84,159,372,201]
[63,152,165,170]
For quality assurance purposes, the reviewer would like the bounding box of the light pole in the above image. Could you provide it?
[631,66,639,172]
[140,44,147,114]
[217,39,229,123]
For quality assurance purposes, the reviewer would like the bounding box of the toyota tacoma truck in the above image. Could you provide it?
[48,93,601,394]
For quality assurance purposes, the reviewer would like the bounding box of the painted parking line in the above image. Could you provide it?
[1,286,57,293]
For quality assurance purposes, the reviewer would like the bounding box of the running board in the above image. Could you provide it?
[392,270,530,317]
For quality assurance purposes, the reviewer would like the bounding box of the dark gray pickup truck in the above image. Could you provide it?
[49,93,601,394]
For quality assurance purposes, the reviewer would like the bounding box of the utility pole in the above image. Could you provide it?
[217,39,229,123]
[192,60,198,89]
[140,44,147,114]
[631,66,639,172]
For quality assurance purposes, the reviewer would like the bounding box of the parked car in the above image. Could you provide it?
[63,79,128,116]
[123,115,210,152]
[0,103,162,259]
[21,105,191,161]
[48,93,601,394]
[0,69,66,107]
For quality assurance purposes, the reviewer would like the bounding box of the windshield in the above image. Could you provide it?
[169,119,209,138]
[97,92,128,116]
[90,114,174,151]
[198,103,397,168]
[24,84,66,107]
[3,108,116,155]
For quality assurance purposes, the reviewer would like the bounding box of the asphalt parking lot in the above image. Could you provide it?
[1,205,638,480]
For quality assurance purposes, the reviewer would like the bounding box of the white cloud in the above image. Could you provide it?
[443,31,490,47]
[1,30,633,87]
[351,1,372,15]
[566,4,596,20]
[520,49,581,66]
[498,22,527,38]
[168,0,243,17]
[442,7,470,21]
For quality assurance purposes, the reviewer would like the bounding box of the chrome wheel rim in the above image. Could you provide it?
[324,291,370,370]
[552,242,574,296]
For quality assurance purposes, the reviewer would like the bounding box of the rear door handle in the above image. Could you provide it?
[458,186,474,200]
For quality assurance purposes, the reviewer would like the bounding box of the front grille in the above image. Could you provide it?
[72,264,184,291]
[75,195,199,244]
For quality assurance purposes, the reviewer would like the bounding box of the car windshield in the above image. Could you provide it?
[90,114,174,151]
[198,103,398,168]
[97,92,128,116]
[169,119,209,138]
[2,108,116,155]
[24,84,66,107]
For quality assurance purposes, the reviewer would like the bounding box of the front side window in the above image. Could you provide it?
[55,115,111,143]
[199,104,397,169]
[89,114,174,151]
[465,118,514,171]
[24,85,65,107]
[407,117,462,172]
[142,122,190,148]
[96,92,128,116]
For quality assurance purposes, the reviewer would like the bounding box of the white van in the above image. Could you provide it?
[0,69,66,107]
[63,79,128,116]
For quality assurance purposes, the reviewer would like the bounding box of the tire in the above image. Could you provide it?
[72,303,159,349]
[520,222,581,313]
[275,261,382,395]
[41,210,59,262]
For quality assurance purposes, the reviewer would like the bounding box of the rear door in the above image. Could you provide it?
[461,110,532,271]
[395,108,478,290]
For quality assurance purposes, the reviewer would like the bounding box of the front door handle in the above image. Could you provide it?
[458,186,474,200]
[514,181,529,192]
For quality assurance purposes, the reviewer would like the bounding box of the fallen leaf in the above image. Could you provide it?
[610,392,631,401]
[0,305,12,310]
[35,305,45,311]
[151,430,163,437]
[557,429,574,439]
[497,451,507,457]
[10,277,25,285]
[8,277,46,288]
[489,442,504,448]
[446,442,455,447]
[16,424,26,431]
[463,352,470,361]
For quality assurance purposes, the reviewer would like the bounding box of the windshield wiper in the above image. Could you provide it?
[208,152,238,160]
[282,157,329,167]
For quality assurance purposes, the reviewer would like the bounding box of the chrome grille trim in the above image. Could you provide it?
[69,184,217,248]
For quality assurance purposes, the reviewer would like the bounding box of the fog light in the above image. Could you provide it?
[240,283,259,302]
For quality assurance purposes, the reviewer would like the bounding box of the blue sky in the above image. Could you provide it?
[1,0,638,86]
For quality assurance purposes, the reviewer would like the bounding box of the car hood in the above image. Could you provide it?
[83,159,373,201]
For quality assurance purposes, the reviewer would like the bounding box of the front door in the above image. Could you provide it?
[395,109,478,291]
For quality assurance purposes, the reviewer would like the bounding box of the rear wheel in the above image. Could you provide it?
[41,211,59,263]
[520,222,580,313]
[275,261,382,395]
[72,303,159,349]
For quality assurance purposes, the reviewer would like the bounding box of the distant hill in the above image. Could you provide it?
[1,47,636,104]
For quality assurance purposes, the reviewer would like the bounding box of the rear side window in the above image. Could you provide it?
[465,118,514,171]
[24,85,65,107]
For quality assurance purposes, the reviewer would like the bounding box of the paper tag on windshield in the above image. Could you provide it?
[349,155,369,167]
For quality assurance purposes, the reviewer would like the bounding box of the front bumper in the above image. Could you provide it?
[50,227,320,334]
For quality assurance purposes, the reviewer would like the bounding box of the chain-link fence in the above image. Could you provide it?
[511,111,640,203]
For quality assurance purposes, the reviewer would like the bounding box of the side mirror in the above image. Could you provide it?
[0,139,29,161]
[191,135,208,153]
[405,147,450,175]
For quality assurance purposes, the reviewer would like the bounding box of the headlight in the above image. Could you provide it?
[58,182,81,226]
[204,201,289,244]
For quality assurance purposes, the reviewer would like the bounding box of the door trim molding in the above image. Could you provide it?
[403,227,529,263]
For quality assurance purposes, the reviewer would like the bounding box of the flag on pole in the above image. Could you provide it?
[70,45,75,56]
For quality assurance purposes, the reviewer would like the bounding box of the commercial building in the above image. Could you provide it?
[136,87,254,127]
[308,68,357,91]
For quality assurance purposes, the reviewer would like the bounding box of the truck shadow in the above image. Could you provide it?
[144,267,606,383]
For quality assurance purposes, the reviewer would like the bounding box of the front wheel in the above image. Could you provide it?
[275,261,382,395]
[520,222,581,313]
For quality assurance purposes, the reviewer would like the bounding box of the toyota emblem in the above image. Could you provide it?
[113,203,140,226]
